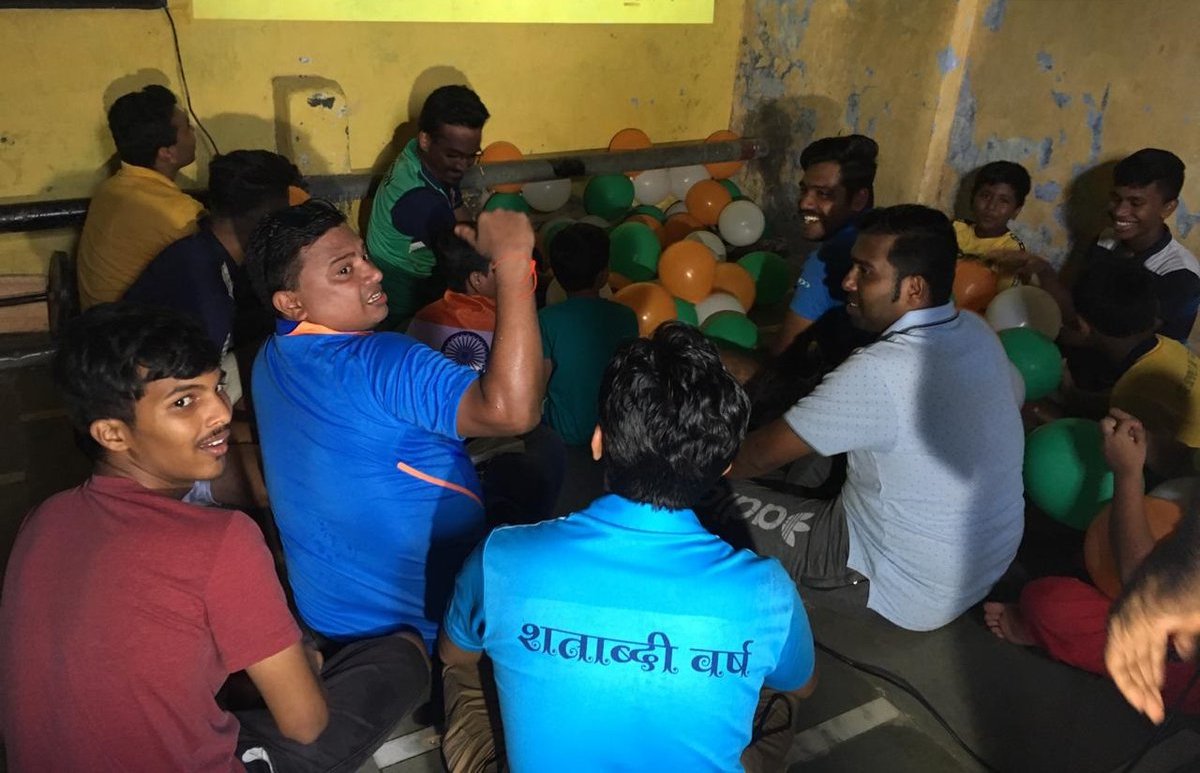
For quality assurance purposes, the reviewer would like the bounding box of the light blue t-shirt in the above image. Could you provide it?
[789,216,865,321]
[253,319,483,645]
[444,494,814,772]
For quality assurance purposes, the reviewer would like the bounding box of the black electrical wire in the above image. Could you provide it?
[162,5,219,155]
[814,639,1001,773]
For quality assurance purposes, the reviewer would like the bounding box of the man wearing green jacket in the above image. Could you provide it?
[368,85,490,329]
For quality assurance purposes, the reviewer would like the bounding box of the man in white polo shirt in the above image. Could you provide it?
[718,204,1025,631]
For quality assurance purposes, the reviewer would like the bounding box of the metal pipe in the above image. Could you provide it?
[462,137,766,192]
[0,137,764,234]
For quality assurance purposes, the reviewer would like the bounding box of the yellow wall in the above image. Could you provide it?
[0,0,745,276]
[732,0,1200,263]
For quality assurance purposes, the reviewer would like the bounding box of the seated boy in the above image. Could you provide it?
[985,408,1200,714]
[538,223,639,446]
[125,149,304,358]
[245,201,542,649]
[407,229,498,371]
[438,323,816,772]
[0,304,428,772]
[954,160,1029,283]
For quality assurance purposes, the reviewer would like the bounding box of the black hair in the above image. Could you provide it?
[799,134,879,196]
[207,149,305,222]
[53,303,220,460]
[1114,148,1186,202]
[107,85,180,168]
[1072,259,1159,338]
[859,204,958,305]
[973,160,1032,206]
[549,223,609,292]
[418,85,490,135]
[598,322,750,510]
[432,228,490,293]
[244,199,346,309]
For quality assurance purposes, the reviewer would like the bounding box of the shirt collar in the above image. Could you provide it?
[118,161,181,189]
[582,493,706,535]
[1134,226,1174,262]
[881,301,958,337]
[1117,334,1162,374]
[275,318,370,337]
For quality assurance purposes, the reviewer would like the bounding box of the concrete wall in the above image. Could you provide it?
[732,0,1200,264]
[0,0,745,275]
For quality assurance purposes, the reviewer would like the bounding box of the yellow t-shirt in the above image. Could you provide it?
[1111,335,1200,448]
[954,220,1027,289]
[77,163,204,309]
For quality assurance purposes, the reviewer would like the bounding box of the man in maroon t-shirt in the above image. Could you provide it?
[0,304,429,772]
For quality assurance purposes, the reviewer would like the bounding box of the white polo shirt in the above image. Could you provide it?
[784,303,1025,631]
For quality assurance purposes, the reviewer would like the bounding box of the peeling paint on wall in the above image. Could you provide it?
[845,92,861,132]
[1050,90,1071,108]
[1036,51,1053,71]
[982,0,1007,32]
[1034,181,1062,202]
[937,46,958,75]
[1178,198,1200,239]
[1082,86,1110,163]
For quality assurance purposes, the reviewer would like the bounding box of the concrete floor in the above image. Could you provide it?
[4,337,1200,773]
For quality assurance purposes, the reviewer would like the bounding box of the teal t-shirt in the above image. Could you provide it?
[538,296,639,445]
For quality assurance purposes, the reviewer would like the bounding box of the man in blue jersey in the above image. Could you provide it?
[772,134,879,359]
[439,323,816,772]
[245,201,543,651]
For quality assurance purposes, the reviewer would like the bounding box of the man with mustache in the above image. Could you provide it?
[772,134,879,358]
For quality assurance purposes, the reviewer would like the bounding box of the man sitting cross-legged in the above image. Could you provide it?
[0,304,428,772]
[438,323,816,772]
[714,204,1026,632]
[245,202,542,651]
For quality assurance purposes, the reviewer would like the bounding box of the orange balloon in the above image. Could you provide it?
[609,272,632,292]
[659,241,717,303]
[685,179,733,227]
[952,259,999,313]
[1085,497,1183,599]
[480,141,524,193]
[609,128,652,176]
[712,261,757,310]
[661,213,706,246]
[615,282,678,337]
[705,130,744,179]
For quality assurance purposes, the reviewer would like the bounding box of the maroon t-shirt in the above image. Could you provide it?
[0,476,300,772]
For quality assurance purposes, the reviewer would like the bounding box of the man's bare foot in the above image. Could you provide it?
[983,601,1038,646]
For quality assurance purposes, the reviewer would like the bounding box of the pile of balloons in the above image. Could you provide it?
[953,258,1065,403]
[477,128,790,349]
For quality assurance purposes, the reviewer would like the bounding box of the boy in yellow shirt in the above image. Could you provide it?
[954,161,1029,286]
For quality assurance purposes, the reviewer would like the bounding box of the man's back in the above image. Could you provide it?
[252,323,484,644]
[444,494,813,771]
[77,163,203,308]
[0,476,298,772]
[539,297,639,445]
[786,307,1025,630]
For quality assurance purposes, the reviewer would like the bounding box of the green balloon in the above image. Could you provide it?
[673,297,699,326]
[584,175,636,221]
[1024,418,1114,529]
[631,204,667,223]
[484,192,532,213]
[702,310,758,350]
[737,251,790,306]
[609,222,661,282]
[719,179,743,200]
[999,327,1062,401]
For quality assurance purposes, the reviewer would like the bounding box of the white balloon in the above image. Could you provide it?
[685,230,727,261]
[695,292,746,325]
[665,201,689,217]
[633,169,670,206]
[522,178,572,212]
[668,165,711,200]
[1150,478,1200,506]
[986,285,1063,339]
[578,215,610,229]
[1008,359,1025,407]
[717,200,765,247]
[546,277,612,305]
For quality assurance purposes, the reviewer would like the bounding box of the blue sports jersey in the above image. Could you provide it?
[789,216,867,322]
[444,494,814,772]
[253,319,483,645]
